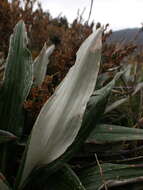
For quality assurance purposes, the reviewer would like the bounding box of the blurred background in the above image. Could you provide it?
[38,0,143,30]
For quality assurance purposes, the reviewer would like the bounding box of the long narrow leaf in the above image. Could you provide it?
[33,43,55,86]
[18,27,103,186]
[22,164,85,190]
[0,20,33,136]
[0,130,17,144]
[105,97,128,114]
[18,63,122,189]
[105,81,143,114]
[88,124,143,143]
[79,163,143,190]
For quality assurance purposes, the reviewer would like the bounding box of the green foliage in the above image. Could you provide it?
[89,124,143,142]
[0,17,143,190]
[0,20,106,189]
[79,163,143,190]
[16,26,103,189]
[0,20,33,136]
[22,164,86,190]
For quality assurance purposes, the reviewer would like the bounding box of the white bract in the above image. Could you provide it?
[34,43,55,86]
[21,28,103,184]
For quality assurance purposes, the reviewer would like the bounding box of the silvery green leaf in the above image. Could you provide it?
[105,97,128,114]
[17,55,119,189]
[79,163,143,190]
[0,20,33,136]
[19,28,103,185]
[123,64,132,82]
[33,43,55,86]
[88,124,143,143]
[105,81,143,114]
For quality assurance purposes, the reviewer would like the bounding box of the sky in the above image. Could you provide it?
[38,0,143,31]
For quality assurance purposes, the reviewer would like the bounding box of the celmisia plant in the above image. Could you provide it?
[0,19,104,190]
[1,20,143,190]
[19,25,103,187]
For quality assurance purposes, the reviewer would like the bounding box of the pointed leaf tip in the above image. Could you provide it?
[34,44,55,86]
[19,28,103,186]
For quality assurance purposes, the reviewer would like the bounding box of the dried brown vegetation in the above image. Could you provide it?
[0,0,138,128]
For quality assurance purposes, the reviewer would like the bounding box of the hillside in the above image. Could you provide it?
[108,28,143,47]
